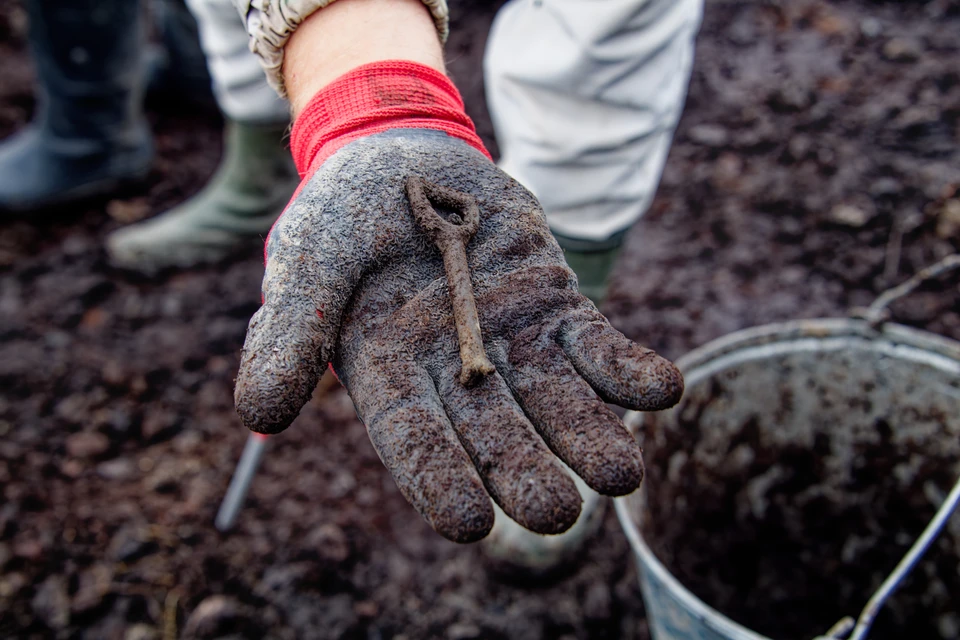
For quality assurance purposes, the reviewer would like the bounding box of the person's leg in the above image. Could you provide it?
[481,0,702,575]
[0,0,152,212]
[485,0,703,303]
[146,0,216,107]
[107,0,297,273]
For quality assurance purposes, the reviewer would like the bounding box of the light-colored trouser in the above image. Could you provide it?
[485,0,703,245]
[185,0,289,123]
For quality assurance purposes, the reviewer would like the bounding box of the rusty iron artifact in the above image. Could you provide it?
[406,175,496,387]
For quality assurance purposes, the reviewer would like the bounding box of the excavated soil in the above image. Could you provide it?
[2,0,959,639]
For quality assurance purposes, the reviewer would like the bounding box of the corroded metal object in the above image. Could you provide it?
[406,175,496,387]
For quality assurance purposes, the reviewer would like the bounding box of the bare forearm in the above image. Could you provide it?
[283,0,445,116]
[232,0,448,99]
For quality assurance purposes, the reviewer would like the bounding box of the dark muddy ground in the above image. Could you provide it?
[1,0,959,639]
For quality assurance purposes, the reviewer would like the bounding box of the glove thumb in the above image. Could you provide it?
[234,214,356,434]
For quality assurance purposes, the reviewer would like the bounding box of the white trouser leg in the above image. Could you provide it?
[184,0,289,123]
[484,0,703,244]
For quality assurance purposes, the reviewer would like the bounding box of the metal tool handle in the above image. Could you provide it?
[215,433,268,532]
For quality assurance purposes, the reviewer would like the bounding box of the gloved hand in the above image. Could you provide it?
[234,62,683,543]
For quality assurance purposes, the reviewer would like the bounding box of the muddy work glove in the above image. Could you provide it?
[234,62,683,543]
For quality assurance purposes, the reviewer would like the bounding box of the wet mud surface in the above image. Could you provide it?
[2,0,960,638]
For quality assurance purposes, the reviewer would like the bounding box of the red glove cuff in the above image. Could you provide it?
[290,60,491,179]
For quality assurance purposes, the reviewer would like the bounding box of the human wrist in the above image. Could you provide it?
[289,60,490,178]
[235,0,448,98]
[282,0,445,115]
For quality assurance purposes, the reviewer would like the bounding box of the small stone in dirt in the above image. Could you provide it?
[173,430,203,454]
[827,204,871,228]
[304,523,351,564]
[61,235,94,256]
[896,104,940,131]
[101,359,128,387]
[939,613,960,639]
[72,563,115,613]
[66,431,110,458]
[882,37,921,62]
[353,600,378,618]
[869,177,902,198]
[0,571,27,597]
[80,307,110,330]
[447,622,482,640]
[43,330,71,349]
[183,595,252,638]
[60,459,84,478]
[768,83,813,112]
[727,17,755,45]
[256,563,311,596]
[108,525,154,563]
[124,623,159,640]
[106,198,150,224]
[935,199,960,239]
[13,538,44,561]
[583,582,612,621]
[97,457,136,481]
[860,17,882,38]
[55,393,89,423]
[141,410,180,441]
[144,461,181,493]
[688,123,728,148]
[787,135,812,161]
[32,575,70,630]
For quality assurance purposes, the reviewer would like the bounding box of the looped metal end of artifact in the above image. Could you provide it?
[405,175,495,387]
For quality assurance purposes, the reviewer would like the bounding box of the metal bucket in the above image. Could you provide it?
[615,259,960,640]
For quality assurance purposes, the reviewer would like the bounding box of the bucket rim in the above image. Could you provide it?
[615,316,960,640]
[670,317,960,374]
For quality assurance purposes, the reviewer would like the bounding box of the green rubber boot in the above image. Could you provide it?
[0,0,152,213]
[556,230,627,306]
[107,120,298,274]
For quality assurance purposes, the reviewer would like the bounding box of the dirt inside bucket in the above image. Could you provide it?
[638,345,960,640]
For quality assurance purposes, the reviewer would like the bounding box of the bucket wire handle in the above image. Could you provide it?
[852,253,960,327]
[817,254,960,639]
[819,473,960,640]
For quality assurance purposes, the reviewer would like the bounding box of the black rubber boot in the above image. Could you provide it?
[145,0,216,109]
[0,0,153,213]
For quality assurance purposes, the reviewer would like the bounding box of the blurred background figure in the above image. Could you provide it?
[0,0,297,274]
[484,0,702,305]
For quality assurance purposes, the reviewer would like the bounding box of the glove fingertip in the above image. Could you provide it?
[512,470,582,535]
[234,369,318,434]
[630,353,684,411]
[234,302,332,433]
[586,444,644,496]
[561,319,684,412]
[432,490,496,544]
